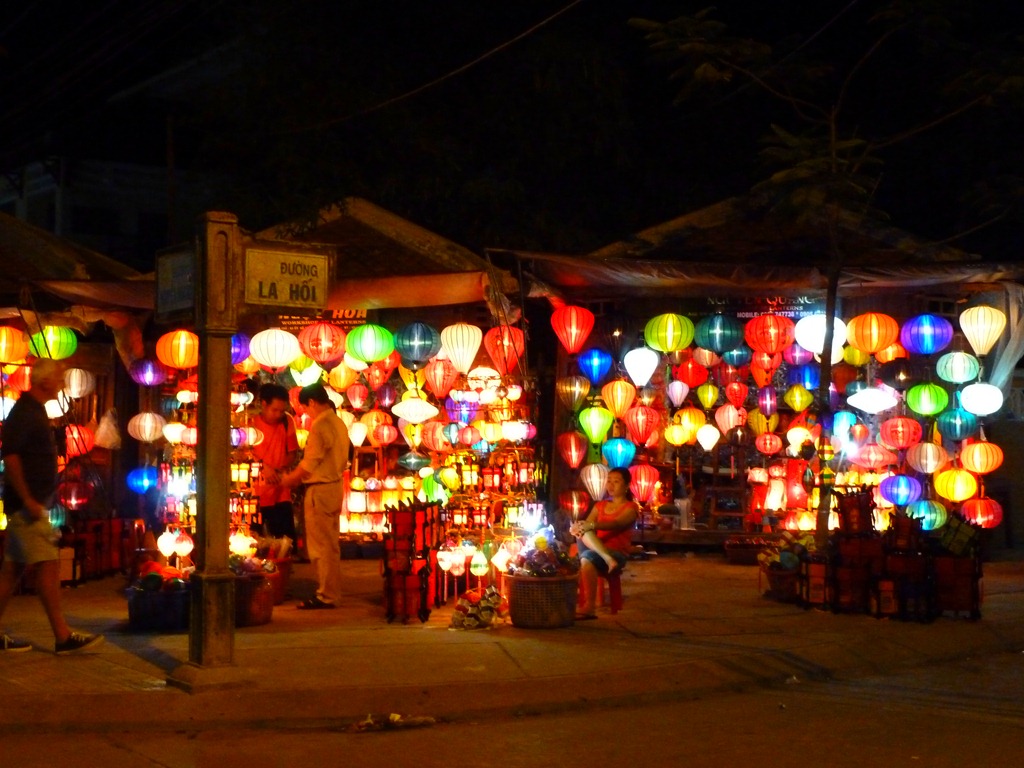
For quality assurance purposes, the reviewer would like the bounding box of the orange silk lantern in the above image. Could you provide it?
[745,314,795,356]
[483,325,526,376]
[846,312,899,355]
[601,379,636,419]
[959,440,1004,475]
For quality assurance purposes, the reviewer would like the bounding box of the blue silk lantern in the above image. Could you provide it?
[578,348,613,385]
[757,386,777,417]
[602,438,636,469]
[230,334,250,365]
[906,499,948,531]
[472,439,492,457]
[127,466,159,494]
[722,344,752,367]
[936,406,978,441]
[693,314,744,354]
[900,314,954,356]
[879,474,922,507]
[394,322,441,366]
[786,364,820,391]
[442,422,461,445]
[832,410,857,440]
[397,450,431,471]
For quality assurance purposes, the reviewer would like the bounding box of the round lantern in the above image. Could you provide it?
[959,304,1007,357]
[602,438,636,469]
[664,423,688,446]
[423,357,458,399]
[756,432,783,456]
[960,497,1003,528]
[693,313,743,354]
[298,322,347,364]
[696,382,719,410]
[936,351,981,384]
[229,333,250,366]
[347,323,396,364]
[248,328,299,370]
[457,425,482,447]
[905,382,948,417]
[879,474,922,507]
[676,406,706,443]
[959,440,1004,474]
[393,321,441,367]
[622,405,659,446]
[900,314,954,355]
[598,379,633,419]
[644,313,694,353]
[556,431,589,469]
[623,346,660,387]
[695,423,721,452]
[722,345,753,367]
[162,421,186,445]
[578,406,614,444]
[555,375,590,413]
[665,380,689,409]
[846,312,899,355]
[578,348,613,385]
[155,329,200,370]
[550,305,594,355]
[692,347,721,368]
[127,466,159,494]
[673,358,709,388]
[794,314,847,356]
[744,314,795,356]
[936,407,978,442]
[28,326,78,360]
[933,467,978,502]
[875,342,908,364]
[906,499,948,531]
[129,358,169,387]
[783,343,814,367]
[906,442,948,474]
[959,382,1003,416]
[127,412,167,443]
[843,345,871,366]
[558,490,590,518]
[0,326,28,363]
[854,443,897,470]
[628,463,660,503]
[65,425,95,457]
[879,416,922,450]
[786,364,819,392]
[483,325,525,376]
[57,481,93,511]
[371,423,399,447]
[783,384,813,413]
[63,368,95,399]
[714,403,745,434]
[580,463,609,501]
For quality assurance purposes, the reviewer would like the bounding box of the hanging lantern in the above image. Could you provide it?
[960,440,1004,474]
[879,416,922,450]
[558,490,590,518]
[128,358,168,387]
[628,463,660,503]
[577,348,613,385]
[960,382,1004,416]
[550,305,594,355]
[879,474,922,507]
[723,345,753,367]
[126,466,159,494]
[782,344,813,367]
[664,423,688,446]
[644,313,694,353]
[623,346,660,387]
[724,381,749,408]
[376,382,398,408]
[934,467,978,502]
[794,314,847,356]
[155,329,199,370]
[391,393,439,425]
[483,325,526,376]
[466,365,501,392]
[744,314,795,356]
[747,408,778,436]
[556,431,589,469]
[249,328,299,370]
[0,326,28,363]
[693,313,744,354]
[180,426,199,447]
[714,403,745,434]
[28,326,78,360]
[756,432,783,456]
[348,422,368,447]
[580,463,609,501]
[959,305,1007,357]
[875,342,908,364]
[57,481,93,511]
[936,351,981,384]
[423,357,459,399]
[347,323,396,364]
[63,368,96,398]
[692,347,721,368]
[906,499,948,531]
[601,379,636,418]
[673,358,709,388]
[162,421,186,445]
[786,364,819,392]
[677,406,706,443]
[906,442,948,474]
[298,321,347,364]
[961,497,1003,529]
[346,382,369,410]
[371,423,399,447]
[229,333,250,366]
[127,412,166,443]
[622,405,659,446]
[578,406,614,444]
[853,443,897,470]
[555,375,590,413]
[756,386,777,417]
[847,385,899,415]
[783,384,813,413]
[602,438,636,469]
[393,322,441,367]
[65,425,95,457]
[665,380,689,409]
[846,312,899,355]
[696,382,719,410]
[900,314,954,355]
[696,423,721,451]
[935,407,978,442]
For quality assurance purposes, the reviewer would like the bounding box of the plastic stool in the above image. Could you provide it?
[577,570,624,614]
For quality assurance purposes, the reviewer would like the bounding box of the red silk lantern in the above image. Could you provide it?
[364,363,390,391]
[756,432,783,456]
[558,489,590,518]
[960,497,1003,528]
[959,440,1004,474]
[4,365,31,392]
[672,359,708,388]
[420,422,453,453]
[550,305,594,355]
[298,321,346,364]
[725,381,749,407]
[57,480,94,511]
[850,423,870,445]
[483,325,526,376]
[458,425,482,446]
[556,431,589,469]
[622,405,659,446]
[370,423,399,447]
[846,312,899,355]
[714,403,746,433]
[854,443,897,470]
[65,425,95,457]
[629,463,660,503]
[745,314,795,356]
[879,416,923,450]
[831,363,858,394]
[424,358,459,399]
[346,382,369,410]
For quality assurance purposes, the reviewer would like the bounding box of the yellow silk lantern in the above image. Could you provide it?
[959,305,1007,357]
[783,384,813,412]
[696,382,719,410]
[933,467,978,502]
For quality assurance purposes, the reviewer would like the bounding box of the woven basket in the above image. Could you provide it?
[507,573,579,629]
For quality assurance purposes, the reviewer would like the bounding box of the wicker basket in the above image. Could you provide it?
[507,573,579,629]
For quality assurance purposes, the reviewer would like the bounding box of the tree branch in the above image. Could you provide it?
[717,57,829,124]
[835,26,900,119]
[871,94,989,150]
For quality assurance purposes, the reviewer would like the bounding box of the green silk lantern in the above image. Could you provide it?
[578,406,614,444]
[644,313,694,353]
[695,382,719,410]
[347,323,396,364]
[783,384,813,412]
[906,382,949,417]
[29,325,78,360]
[694,313,744,354]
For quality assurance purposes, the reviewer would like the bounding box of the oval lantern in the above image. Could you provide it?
[602,438,636,469]
[65,425,95,457]
[935,407,978,442]
[578,348,613,385]
[961,497,1003,529]
[578,406,614,444]
[580,463,609,501]
[0,326,29,363]
[249,328,299,370]
[156,329,200,370]
[722,344,753,367]
[905,382,948,417]
[747,407,778,436]
[127,412,167,443]
[483,325,526,376]
[298,322,347,364]
[665,380,689,409]
[757,386,777,417]
[57,480,93,511]
[558,490,590,518]
[783,343,814,367]
[663,423,688,446]
[714,403,745,434]
[879,474,922,507]
[844,345,872,367]
[346,382,369,410]
[756,432,783,456]
[744,314,795,356]
[725,381,749,408]
[555,375,590,413]
[959,440,1004,474]
[696,423,721,451]
[794,314,847,356]
[673,358,709,389]
[628,463,660,503]
[959,382,1003,417]
[677,406,706,443]
[623,346,660,387]
[348,323,396,364]
[694,313,743,354]
[393,322,441,366]
[906,499,948,531]
[424,358,459,399]
[28,326,78,360]
[622,405,659,446]
[696,382,719,410]
[879,416,922,450]
[556,431,589,469]
[936,351,981,384]
[601,379,636,419]
[900,314,954,355]
[64,368,96,399]
[853,443,897,470]
[129,358,169,387]
[846,312,899,355]
[933,467,978,502]
[959,305,1007,357]
[127,466,159,494]
[644,313,694,353]
[550,305,594,355]
[906,442,948,474]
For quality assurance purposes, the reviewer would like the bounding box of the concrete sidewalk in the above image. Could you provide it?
[2,552,1023,734]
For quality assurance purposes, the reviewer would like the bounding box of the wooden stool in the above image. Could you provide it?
[577,569,624,614]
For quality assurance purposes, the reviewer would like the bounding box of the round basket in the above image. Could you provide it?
[506,573,579,629]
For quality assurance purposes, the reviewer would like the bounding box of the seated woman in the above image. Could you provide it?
[570,467,639,619]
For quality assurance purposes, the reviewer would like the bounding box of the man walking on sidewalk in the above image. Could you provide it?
[0,358,103,655]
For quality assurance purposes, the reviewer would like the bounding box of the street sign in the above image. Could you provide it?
[155,246,196,324]
[245,248,329,312]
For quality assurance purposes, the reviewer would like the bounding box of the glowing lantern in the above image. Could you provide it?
[677,406,706,443]
[602,438,636,469]
[483,325,525,376]
[936,407,978,442]
[906,442,948,474]
[556,431,589,469]
[64,368,95,398]
[628,463,660,503]
[959,382,1003,416]
[900,314,954,355]
[162,422,186,445]
[580,463,609,501]
[933,468,978,502]
[577,348,612,385]
[4,365,31,393]
[559,490,590,518]
[127,466,159,494]
[692,347,721,368]
[665,380,689,409]
[154,329,199,370]
[623,346,660,387]
[348,422,368,447]
[745,314,795,356]
[693,313,743,354]
[673,358,708,388]
[347,323,396,364]
[346,383,369,410]
[0,326,28,363]
[879,416,922,450]
[695,382,719,410]
[757,386,777,417]
[794,314,847,356]
[555,375,590,412]
[905,382,948,416]
[723,345,753,367]
[180,426,199,447]
[644,313,694,353]
[846,312,899,355]
[622,405,659,446]
[714,404,745,434]
[175,531,195,559]
[720,381,746,408]
[127,412,167,443]
[756,433,783,456]
[64,425,95,457]
[371,423,399,447]
[879,474,922,507]
[57,481,93,511]
[391,322,440,368]
[550,305,594,355]
[854,443,897,470]
[847,386,899,415]
[696,423,721,451]
[959,305,1007,357]
[28,326,78,360]
[248,328,299,370]
[422,357,457,399]
[298,322,346,364]
[783,384,813,413]
[959,440,1004,474]
[875,342,908,364]
[747,408,778,436]
[906,499,948,531]
[601,379,636,419]
[130,358,169,387]
[961,497,1003,528]
[664,423,687,446]
[936,351,980,384]
[578,406,614,444]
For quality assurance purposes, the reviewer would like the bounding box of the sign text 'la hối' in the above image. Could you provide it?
[244,249,329,311]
